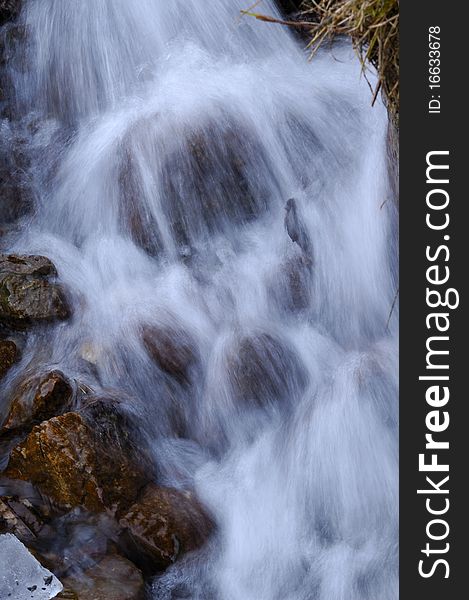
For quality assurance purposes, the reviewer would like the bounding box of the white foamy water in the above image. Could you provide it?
[3,1,398,598]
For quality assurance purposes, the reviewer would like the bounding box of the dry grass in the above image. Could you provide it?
[302,0,399,125]
[242,0,399,126]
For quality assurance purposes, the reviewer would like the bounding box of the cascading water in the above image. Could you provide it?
[1,0,398,598]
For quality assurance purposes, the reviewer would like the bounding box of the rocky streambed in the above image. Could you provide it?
[0,255,213,599]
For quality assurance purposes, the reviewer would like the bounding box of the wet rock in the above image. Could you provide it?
[0,182,32,224]
[284,198,312,255]
[0,67,10,99]
[275,253,312,313]
[0,0,22,26]
[0,254,56,276]
[119,483,212,570]
[118,145,163,257]
[24,509,123,580]
[0,23,28,73]
[1,370,73,433]
[55,591,79,600]
[0,337,19,379]
[80,396,153,513]
[3,404,150,514]
[2,397,212,574]
[0,160,34,223]
[0,494,52,543]
[4,412,105,512]
[60,555,144,600]
[162,124,271,248]
[228,332,308,407]
[142,325,199,385]
[0,254,70,329]
[0,496,33,540]
[0,119,34,219]
[0,88,12,122]
[117,117,274,255]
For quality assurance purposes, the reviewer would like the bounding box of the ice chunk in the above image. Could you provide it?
[0,534,63,599]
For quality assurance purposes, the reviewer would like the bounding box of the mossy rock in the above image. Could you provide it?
[0,338,19,380]
[0,254,70,330]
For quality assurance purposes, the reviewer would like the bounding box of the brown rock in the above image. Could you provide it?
[60,555,144,600]
[0,254,70,329]
[80,396,152,513]
[0,495,50,543]
[3,406,150,514]
[4,412,104,512]
[142,325,199,385]
[0,338,19,380]
[1,370,73,432]
[0,254,56,277]
[119,483,212,569]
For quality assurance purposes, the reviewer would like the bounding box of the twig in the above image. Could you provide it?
[371,79,382,106]
[240,10,313,29]
[385,287,399,332]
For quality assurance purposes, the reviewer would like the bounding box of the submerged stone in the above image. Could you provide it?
[117,117,274,256]
[117,144,163,257]
[161,124,272,249]
[0,182,33,225]
[228,332,308,407]
[0,116,35,220]
[141,325,199,385]
[273,253,313,314]
[60,555,144,600]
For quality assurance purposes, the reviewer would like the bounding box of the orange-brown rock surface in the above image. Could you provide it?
[1,370,73,432]
[3,408,149,514]
[119,483,213,569]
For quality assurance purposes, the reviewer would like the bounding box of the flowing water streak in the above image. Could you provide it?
[6,0,398,598]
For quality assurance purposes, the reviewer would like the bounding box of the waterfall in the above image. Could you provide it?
[2,0,398,598]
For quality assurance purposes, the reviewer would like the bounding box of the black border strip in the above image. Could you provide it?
[400,1,467,596]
